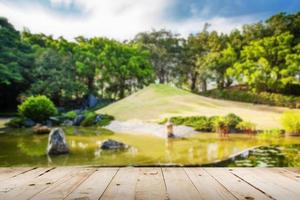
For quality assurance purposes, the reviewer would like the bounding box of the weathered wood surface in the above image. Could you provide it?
[0,167,299,200]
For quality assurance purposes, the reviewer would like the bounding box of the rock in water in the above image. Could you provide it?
[101,139,127,150]
[33,124,51,134]
[47,128,69,155]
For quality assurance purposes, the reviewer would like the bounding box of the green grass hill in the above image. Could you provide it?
[97,84,292,129]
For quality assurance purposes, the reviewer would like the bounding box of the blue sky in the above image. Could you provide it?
[0,0,299,40]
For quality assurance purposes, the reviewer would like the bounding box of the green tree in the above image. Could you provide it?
[134,29,182,84]
[100,41,154,99]
[25,48,87,105]
[228,32,297,92]
[0,17,32,109]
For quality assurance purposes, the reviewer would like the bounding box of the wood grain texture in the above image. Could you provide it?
[135,168,167,200]
[162,168,202,200]
[30,167,95,200]
[0,167,299,200]
[65,168,118,200]
[205,168,272,200]
[100,167,140,200]
[185,168,236,200]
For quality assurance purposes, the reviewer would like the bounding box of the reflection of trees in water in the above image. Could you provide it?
[17,136,47,157]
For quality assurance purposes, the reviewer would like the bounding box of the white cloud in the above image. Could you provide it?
[0,0,259,40]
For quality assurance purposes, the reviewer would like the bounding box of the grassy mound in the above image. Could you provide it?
[97,84,294,129]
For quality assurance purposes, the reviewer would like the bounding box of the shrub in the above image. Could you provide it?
[64,111,77,120]
[18,96,57,122]
[281,111,300,135]
[96,114,114,127]
[81,111,97,127]
[5,117,25,128]
[225,113,243,129]
[203,88,300,108]
[236,121,256,133]
[81,111,114,127]
[160,114,245,133]
[258,129,283,138]
[212,117,229,132]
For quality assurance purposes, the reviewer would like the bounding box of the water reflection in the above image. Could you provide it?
[1,127,300,166]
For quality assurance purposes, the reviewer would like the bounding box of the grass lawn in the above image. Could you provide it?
[97,84,296,129]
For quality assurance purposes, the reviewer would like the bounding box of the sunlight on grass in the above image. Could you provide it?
[98,84,293,129]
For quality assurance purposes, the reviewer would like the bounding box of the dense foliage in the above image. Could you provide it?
[0,12,299,109]
[203,87,300,108]
[161,113,246,133]
[281,111,300,135]
[18,95,57,122]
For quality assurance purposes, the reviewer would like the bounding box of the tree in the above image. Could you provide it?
[206,45,237,89]
[73,37,105,94]
[133,29,182,84]
[0,17,32,109]
[99,41,154,99]
[25,48,87,105]
[228,32,297,92]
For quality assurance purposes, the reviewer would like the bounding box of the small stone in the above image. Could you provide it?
[23,119,36,127]
[33,124,51,134]
[95,115,102,123]
[47,128,69,155]
[100,139,127,150]
[62,120,73,126]
[73,115,85,126]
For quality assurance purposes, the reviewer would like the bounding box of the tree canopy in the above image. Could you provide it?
[0,12,299,109]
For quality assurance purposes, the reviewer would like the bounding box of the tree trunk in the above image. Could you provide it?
[87,76,94,94]
[190,72,198,92]
[201,79,207,92]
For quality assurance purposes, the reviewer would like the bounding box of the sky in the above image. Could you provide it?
[0,0,299,40]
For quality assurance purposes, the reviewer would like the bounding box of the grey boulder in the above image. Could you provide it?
[47,128,69,155]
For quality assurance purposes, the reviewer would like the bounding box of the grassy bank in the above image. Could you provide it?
[97,84,295,129]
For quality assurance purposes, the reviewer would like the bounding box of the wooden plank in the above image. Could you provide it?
[0,167,76,200]
[205,168,271,200]
[185,168,237,200]
[65,168,118,200]
[286,168,300,174]
[0,168,52,195]
[0,167,33,182]
[30,167,95,200]
[162,168,201,200]
[271,168,300,182]
[100,167,139,200]
[135,168,167,200]
[230,168,300,200]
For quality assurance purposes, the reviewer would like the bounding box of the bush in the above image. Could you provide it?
[96,114,114,127]
[225,113,242,129]
[281,111,300,135]
[18,96,57,122]
[203,88,300,108]
[64,111,77,120]
[258,129,283,138]
[5,117,25,128]
[81,111,97,127]
[212,117,228,132]
[160,114,246,133]
[80,111,114,127]
[236,121,256,133]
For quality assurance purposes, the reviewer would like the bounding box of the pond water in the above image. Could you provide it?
[1,127,300,167]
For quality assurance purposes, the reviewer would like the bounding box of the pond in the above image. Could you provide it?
[1,127,300,167]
